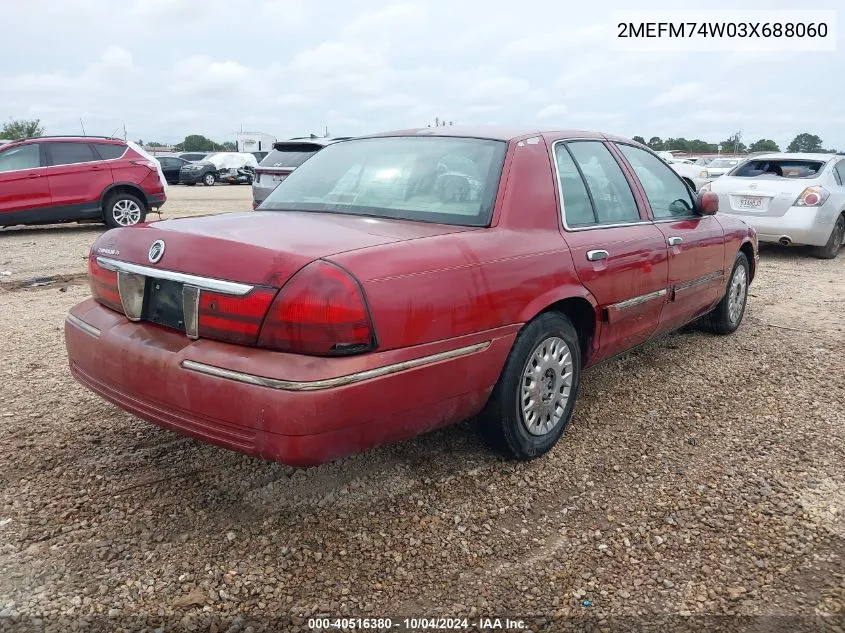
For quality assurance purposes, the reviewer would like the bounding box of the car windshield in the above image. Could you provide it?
[731,159,826,179]
[259,136,507,226]
[709,159,739,168]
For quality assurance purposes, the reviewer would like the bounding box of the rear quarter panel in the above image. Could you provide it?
[715,214,757,278]
[331,136,592,351]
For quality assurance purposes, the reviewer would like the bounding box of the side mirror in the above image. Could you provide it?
[697,191,719,215]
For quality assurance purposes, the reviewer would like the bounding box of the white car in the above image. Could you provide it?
[668,159,710,191]
[702,153,845,258]
[698,157,742,181]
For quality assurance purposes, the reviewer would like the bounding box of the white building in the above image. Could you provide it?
[237,132,276,153]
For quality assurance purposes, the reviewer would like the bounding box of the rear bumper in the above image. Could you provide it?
[65,300,517,466]
[146,193,166,209]
[725,206,834,247]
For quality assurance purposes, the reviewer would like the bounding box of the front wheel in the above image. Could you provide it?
[481,312,582,460]
[697,251,749,335]
[813,214,844,259]
[202,173,216,186]
[104,193,146,228]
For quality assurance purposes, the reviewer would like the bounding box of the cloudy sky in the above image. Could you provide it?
[1,0,842,149]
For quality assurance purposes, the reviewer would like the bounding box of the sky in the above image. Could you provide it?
[1,0,843,149]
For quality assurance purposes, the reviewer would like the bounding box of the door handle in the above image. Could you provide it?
[667,236,684,246]
[586,249,609,262]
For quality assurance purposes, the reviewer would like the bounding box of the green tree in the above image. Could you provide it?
[632,135,646,145]
[748,139,780,153]
[135,139,144,146]
[664,137,691,152]
[786,133,823,153]
[173,134,222,152]
[647,136,664,150]
[1,118,45,139]
[688,139,718,152]
[221,141,237,151]
[720,133,747,154]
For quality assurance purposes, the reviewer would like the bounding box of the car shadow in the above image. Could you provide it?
[758,242,819,260]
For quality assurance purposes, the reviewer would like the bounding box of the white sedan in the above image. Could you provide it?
[702,153,845,258]
[698,157,742,181]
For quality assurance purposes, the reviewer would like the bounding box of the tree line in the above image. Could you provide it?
[1,118,837,155]
[631,132,833,154]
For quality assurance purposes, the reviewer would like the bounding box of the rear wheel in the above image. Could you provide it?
[202,172,216,186]
[481,312,581,460]
[104,193,146,228]
[813,214,844,259]
[697,251,749,335]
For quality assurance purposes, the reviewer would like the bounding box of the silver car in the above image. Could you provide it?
[703,153,845,258]
[252,137,352,209]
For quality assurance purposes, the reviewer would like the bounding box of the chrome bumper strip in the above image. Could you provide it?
[181,341,492,392]
[66,314,102,338]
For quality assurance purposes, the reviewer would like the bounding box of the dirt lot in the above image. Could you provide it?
[1,186,843,631]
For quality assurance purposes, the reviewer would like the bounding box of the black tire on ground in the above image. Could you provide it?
[202,173,216,186]
[813,214,844,259]
[481,312,582,460]
[697,251,750,335]
[103,193,147,229]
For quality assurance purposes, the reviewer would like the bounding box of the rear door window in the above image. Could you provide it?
[835,161,845,185]
[553,144,596,227]
[93,143,127,160]
[563,141,640,225]
[0,143,42,172]
[46,142,99,166]
[616,144,696,219]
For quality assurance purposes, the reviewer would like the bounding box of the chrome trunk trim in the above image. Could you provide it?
[96,257,254,296]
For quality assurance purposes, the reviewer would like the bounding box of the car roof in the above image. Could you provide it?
[274,137,351,148]
[2,135,124,148]
[742,152,836,161]
[356,125,629,143]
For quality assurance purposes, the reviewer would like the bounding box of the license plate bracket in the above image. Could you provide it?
[143,278,186,331]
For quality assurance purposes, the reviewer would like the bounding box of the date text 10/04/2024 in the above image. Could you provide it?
[307,617,527,630]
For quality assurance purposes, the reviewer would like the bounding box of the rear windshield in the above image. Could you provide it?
[731,159,826,179]
[708,158,740,168]
[259,136,507,226]
[259,145,321,168]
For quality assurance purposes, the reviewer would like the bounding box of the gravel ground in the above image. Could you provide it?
[0,184,252,284]
[0,196,843,633]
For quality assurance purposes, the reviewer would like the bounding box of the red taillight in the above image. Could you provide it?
[258,261,376,356]
[88,253,123,314]
[197,288,277,346]
[794,186,829,207]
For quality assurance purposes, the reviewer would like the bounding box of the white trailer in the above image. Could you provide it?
[237,132,276,154]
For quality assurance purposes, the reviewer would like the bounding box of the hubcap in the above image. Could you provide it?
[520,336,574,436]
[112,199,141,226]
[205,174,214,185]
[728,265,748,324]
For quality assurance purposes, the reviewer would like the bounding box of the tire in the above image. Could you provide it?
[202,172,216,187]
[481,312,582,460]
[697,251,750,335]
[813,214,844,259]
[104,193,146,228]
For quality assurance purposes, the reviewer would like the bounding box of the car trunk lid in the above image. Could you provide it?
[95,210,476,288]
[713,177,810,218]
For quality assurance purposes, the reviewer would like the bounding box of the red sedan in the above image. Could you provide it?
[65,128,758,467]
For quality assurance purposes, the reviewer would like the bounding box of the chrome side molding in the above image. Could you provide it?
[180,341,492,392]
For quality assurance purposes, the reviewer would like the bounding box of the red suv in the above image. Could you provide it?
[0,136,166,228]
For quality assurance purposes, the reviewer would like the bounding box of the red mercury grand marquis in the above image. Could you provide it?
[65,128,758,467]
